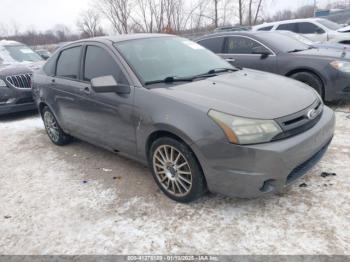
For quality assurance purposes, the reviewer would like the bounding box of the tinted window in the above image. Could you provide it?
[225,36,268,54]
[56,46,82,79]
[84,45,127,84]
[277,23,298,33]
[258,26,273,31]
[197,37,225,53]
[298,22,324,34]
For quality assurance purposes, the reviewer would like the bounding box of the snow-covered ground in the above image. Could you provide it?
[0,103,349,255]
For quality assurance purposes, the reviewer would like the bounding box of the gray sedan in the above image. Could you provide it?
[197,31,350,101]
[32,34,335,202]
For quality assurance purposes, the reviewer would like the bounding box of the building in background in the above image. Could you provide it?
[315,8,350,24]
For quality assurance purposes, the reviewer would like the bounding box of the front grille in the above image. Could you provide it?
[6,73,32,89]
[273,99,323,141]
[286,138,332,185]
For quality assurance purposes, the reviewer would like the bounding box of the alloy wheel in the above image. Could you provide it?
[43,111,60,143]
[152,145,193,197]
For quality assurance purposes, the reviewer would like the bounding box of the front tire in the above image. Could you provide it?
[290,71,324,99]
[42,107,72,146]
[149,137,207,203]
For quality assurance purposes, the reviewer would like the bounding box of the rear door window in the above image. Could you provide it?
[224,36,267,54]
[197,37,225,53]
[83,45,128,84]
[277,23,298,33]
[56,46,82,79]
[297,22,324,34]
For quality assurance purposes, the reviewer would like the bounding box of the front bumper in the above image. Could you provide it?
[0,87,36,115]
[324,69,350,101]
[193,106,336,198]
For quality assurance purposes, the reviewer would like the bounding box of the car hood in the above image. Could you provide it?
[151,69,317,119]
[0,61,44,77]
[337,25,350,33]
[293,47,350,60]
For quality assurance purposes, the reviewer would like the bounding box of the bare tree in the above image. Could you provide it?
[294,5,314,19]
[54,24,71,42]
[238,0,243,25]
[0,23,8,37]
[97,0,132,34]
[253,0,263,25]
[77,9,104,37]
[214,0,219,27]
[248,0,253,25]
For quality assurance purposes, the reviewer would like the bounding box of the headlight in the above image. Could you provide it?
[330,60,350,73]
[0,79,7,88]
[208,110,282,145]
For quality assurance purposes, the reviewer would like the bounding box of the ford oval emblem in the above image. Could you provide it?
[307,109,318,120]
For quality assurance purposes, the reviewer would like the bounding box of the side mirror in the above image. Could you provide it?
[91,75,130,94]
[252,46,271,59]
[41,55,50,60]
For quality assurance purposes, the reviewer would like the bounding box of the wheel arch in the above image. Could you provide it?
[285,67,326,97]
[146,130,192,161]
[145,129,207,186]
[38,101,66,132]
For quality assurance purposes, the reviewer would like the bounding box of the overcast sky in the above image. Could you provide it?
[0,0,337,34]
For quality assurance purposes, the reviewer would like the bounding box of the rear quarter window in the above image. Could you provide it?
[258,26,273,31]
[43,52,59,76]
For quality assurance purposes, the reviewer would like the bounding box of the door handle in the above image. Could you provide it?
[225,58,235,62]
[81,87,91,94]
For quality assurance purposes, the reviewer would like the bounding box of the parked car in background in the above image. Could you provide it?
[197,31,350,101]
[277,30,349,51]
[36,49,51,60]
[253,18,350,44]
[214,26,251,33]
[32,34,334,202]
[0,40,44,115]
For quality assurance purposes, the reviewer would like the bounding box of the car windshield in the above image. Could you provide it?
[114,37,234,84]
[317,19,343,30]
[257,33,310,53]
[0,45,43,64]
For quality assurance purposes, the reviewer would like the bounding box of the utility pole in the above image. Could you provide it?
[313,0,317,17]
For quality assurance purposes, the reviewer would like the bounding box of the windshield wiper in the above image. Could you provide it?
[144,68,239,86]
[288,49,307,53]
[145,76,194,86]
[206,67,239,74]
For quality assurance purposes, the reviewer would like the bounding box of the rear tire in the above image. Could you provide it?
[149,137,207,203]
[290,71,324,99]
[42,107,72,146]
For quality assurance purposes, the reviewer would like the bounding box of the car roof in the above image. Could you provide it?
[0,40,23,46]
[72,33,174,45]
[196,30,279,40]
[253,18,323,29]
